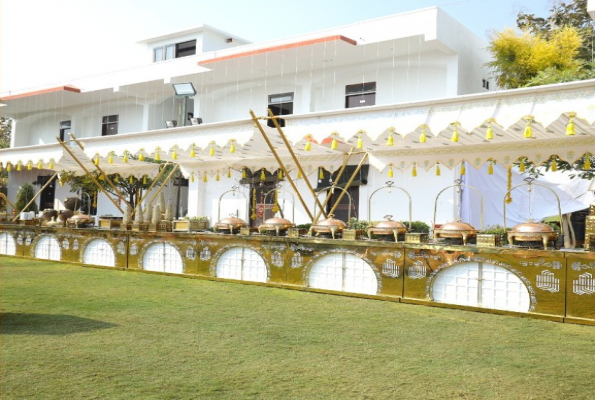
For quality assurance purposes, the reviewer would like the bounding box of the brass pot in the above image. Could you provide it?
[508,221,558,250]
[67,212,95,228]
[58,210,74,222]
[258,217,294,236]
[42,209,58,222]
[367,215,407,242]
[434,221,477,245]
[214,215,247,234]
[310,215,346,239]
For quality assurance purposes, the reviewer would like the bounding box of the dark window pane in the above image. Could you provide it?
[176,40,196,58]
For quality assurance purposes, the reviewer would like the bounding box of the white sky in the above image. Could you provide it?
[0,0,554,93]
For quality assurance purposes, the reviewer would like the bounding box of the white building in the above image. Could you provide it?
[1,6,593,229]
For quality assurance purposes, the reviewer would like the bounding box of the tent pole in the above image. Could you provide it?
[327,153,369,218]
[146,164,180,206]
[136,162,172,206]
[11,172,59,222]
[250,110,316,222]
[311,151,354,224]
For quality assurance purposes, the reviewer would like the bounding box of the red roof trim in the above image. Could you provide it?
[199,35,357,65]
[1,85,81,101]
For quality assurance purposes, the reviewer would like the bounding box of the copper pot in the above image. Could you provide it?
[310,215,346,239]
[214,215,247,234]
[508,221,558,250]
[58,210,74,222]
[367,215,407,242]
[434,221,477,245]
[67,212,94,228]
[258,217,294,236]
[42,209,58,221]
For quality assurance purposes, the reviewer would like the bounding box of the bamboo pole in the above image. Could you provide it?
[136,162,173,206]
[266,109,328,220]
[146,163,180,206]
[56,137,125,214]
[327,153,369,218]
[250,110,316,222]
[311,151,354,224]
[0,193,17,211]
[12,172,59,222]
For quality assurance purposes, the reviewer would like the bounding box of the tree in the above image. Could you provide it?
[15,183,38,213]
[487,0,594,89]
[1,117,11,149]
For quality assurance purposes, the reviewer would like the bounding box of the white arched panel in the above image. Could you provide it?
[83,239,115,267]
[34,235,61,261]
[215,247,267,283]
[0,232,16,255]
[142,243,183,274]
[432,262,530,313]
[309,253,378,295]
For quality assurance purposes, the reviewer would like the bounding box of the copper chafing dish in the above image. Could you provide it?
[367,215,407,242]
[67,212,95,228]
[214,215,247,234]
[434,220,477,245]
[258,217,294,236]
[507,220,558,250]
[309,214,346,239]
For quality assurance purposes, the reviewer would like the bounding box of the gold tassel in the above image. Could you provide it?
[357,134,363,149]
[488,161,494,175]
[138,152,145,161]
[260,169,266,180]
[305,137,312,151]
[154,150,161,161]
[297,170,303,179]
[203,172,208,182]
[250,188,257,220]
[435,164,441,176]
[129,175,133,184]
[171,150,177,160]
[114,175,119,183]
[49,159,54,169]
[6,163,11,172]
[143,175,147,184]
[242,168,247,179]
[272,188,279,213]
[506,166,512,204]
[16,162,22,171]
[99,173,105,181]
[386,129,394,146]
[566,115,576,136]
[229,140,236,153]
[388,165,393,178]
[420,126,427,143]
[551,157,557,172]
[123,153,129,163]
[412,163,417,177]
[190,146,196,158]
[486,123,494,140]
[94,155,100,166]
[519,158,526,172]
[451,127,459,142]
[216,171,220,181]
[191,172,195,183]
[108,154,114,164]
[278,169,284,180]
[27,161,32,171]
[209,144,215,156]
[331,136,338,150]
[461,162,466,176]
[227,168,232,178]
[319,168,324,180]
[37,160,43,170]
[585,155,591,170]
[523,121,532,138]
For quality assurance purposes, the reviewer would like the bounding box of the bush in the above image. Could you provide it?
[401,220,430,233]
[481,224,509,244]
[15,183,38,213]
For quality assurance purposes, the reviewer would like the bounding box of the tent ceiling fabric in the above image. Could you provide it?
[1,80,593,177]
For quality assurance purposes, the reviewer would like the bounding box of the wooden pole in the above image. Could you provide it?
[12,172,59,222]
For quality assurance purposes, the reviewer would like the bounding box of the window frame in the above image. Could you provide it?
[101,115,119,136]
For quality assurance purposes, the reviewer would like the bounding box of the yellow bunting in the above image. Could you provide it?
[229,140,236,153]
[420,126,427,143]
[216,171,220,181]
[451,127,459,142]
[203,172,208,183]
[278,169,284,180]
[242,168,247,179]
[123,153,129,163]
[357,134,363,149]
[129,175,133,184]
[138,152,145,161]
[523,120,532,138]
[412,164,417,177]
[488,161,494,175]
[171,150,178,160]
[190,172,195,183]
[486,122,494,140]
[143,175,147,185]
[461,162,466,176]
[297,170,303,179]
[108,154,114,164]
[386,129,394,146]
[94,155,99,166]
[190,146,196,158]
[388,165,393,178]
[519,159,526,172]
[319,168,324,180]
[37,160,43,170]
[585,155,591,170]
[331,136,338,150]
[227,168,232,178]
[6,163,11,172]
[260,169,266,180]
[154,150,161,161]
[506,166,512,204]
[551,157,557,172]
[209,144,215,156]
[27,161,32,171]
[566,114,576,136]
[435,164,441,176]
[49,159,54,169]
[304,137,312,151]
[16,162,22,171]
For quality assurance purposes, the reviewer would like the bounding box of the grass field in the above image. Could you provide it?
[1,257,594,400]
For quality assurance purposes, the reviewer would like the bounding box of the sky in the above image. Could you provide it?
[0,0,555,93]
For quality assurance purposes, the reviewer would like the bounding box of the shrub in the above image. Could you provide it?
[15,183,38,213]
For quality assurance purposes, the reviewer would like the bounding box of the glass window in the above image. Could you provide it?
[267,92,294,128]
[102,115,118,136]
[176,40,196,58]
[59,120,71,142]
[345,82,376,108]
[154,47,164,62]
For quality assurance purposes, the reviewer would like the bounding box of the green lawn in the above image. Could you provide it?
[1,257,594,400]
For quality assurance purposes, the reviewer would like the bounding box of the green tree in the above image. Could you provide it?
[1,117,11,149]
[15,183,38,213]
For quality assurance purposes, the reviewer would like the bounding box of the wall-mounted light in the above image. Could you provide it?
[165,120,177,128]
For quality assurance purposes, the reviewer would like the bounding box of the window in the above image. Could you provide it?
[102,115,118,136]
[482,79,490,90]
[153,40,196,62]
[345,82,376,108]
[59,120,71,142]
[267,92,294,128]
